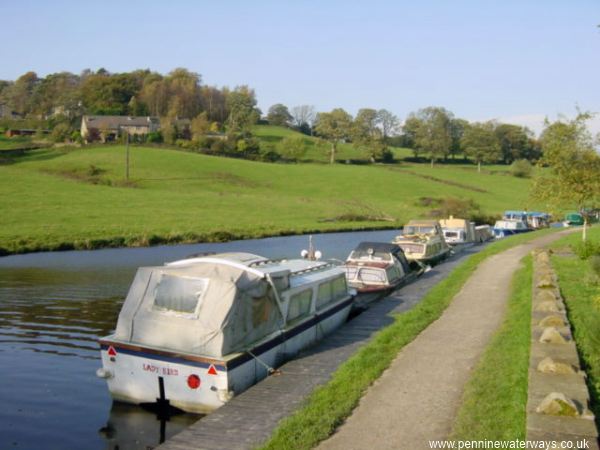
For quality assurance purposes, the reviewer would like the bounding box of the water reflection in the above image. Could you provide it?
[0,229,399,450]
[99,402,200,450]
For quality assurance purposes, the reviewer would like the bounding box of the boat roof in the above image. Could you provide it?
[168,252,341,288]
[405,220,440,227]
[353,241,403,254]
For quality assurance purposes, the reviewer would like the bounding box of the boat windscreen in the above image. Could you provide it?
[349,250,392,261]
[399,243,424,254]
[404,226,434,235]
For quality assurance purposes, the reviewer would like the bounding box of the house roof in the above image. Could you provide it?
[82,115,158,130]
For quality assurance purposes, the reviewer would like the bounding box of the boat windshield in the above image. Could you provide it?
[399,243,424,254]
[349,250,392,261]
[404,226,434,235]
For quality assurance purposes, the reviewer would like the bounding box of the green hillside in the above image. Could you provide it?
[253,125,414,162]
[0,145,539,254]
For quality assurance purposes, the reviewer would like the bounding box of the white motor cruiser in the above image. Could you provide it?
[97,252,354,413]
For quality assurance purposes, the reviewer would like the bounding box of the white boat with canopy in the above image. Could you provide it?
[97,252,353,413]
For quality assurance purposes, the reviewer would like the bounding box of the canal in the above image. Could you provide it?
[0,229,400,450]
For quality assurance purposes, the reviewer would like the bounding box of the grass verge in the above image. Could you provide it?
[450,255,533,440]
[258,228,559,450]
[0,145,538,256]
[550,227,600,429]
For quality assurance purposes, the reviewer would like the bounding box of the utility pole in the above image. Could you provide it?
[125,129,130,181]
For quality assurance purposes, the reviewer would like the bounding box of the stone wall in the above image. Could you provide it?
[526,250,599,449]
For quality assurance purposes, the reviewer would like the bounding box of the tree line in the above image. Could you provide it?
[1,68,540,167]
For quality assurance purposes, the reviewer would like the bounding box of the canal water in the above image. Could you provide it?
[0,229,399,450]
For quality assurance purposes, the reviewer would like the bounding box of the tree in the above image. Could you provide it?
[401,116,421,157]
[6,71,39,116]
[449,118,469,159]
[405,107,454,167]
[290,105,316,135]
[277,136,308,161]
[80,70,140,115]
[376,109,400,143]
[50,122,72,143]
[267,103,292,126]
[494,123,533,163]
[353,108,385,161]
[460,122,501,172]
[165,68,202,118]
[201,85,228,124]
[190,112,211,140]
[314,108,353,164]
[30,71,81,118]
[226,86,259,132]
[531,113,600,241]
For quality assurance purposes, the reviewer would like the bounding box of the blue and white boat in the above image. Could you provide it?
[97,252,354,413]
[493,218,532,238]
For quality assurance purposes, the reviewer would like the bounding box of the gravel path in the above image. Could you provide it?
[317,230,574,450]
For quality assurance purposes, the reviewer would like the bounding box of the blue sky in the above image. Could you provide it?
[1,0,598,134]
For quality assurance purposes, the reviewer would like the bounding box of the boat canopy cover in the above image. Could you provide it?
[350,242,411,273]
[113,254,284,358]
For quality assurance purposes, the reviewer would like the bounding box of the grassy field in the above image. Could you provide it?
[253,125,414,162]
[259,229,559,450]
[0,145,541,254]
[451,255,532,440]
[550,227,600,429]
[0,135,35,150]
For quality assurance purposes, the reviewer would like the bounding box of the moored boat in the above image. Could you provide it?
[439,216,477,246]
[392,220,451,264]
[97,252,354,414]
[563,212,584,227]
[342,242,421,295]
[526,212,551,229]
[492,218,531,238]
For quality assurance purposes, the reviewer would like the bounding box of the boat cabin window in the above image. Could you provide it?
[344,266,358,280]
[358,268,386,283]
[400,243,424,254]
[153,274,208,315]
[287,289,313,322]
[386,265,404,282]
[317,276,348,309]
[349,250,391,261]
[404,226,434,235]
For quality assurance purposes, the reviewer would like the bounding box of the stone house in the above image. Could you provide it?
[80,115,160,143]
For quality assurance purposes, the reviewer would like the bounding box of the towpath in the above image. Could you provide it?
[157,245,481,450]
[317,230,574,450]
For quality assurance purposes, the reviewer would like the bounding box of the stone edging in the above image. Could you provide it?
[526,249,599,449]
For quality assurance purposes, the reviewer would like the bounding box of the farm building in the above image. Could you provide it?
[81,115,160,143]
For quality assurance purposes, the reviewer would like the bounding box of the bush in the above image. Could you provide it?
[50,123,71,143]
[210,138,226,153]
[572,240,600,260]
[146,131,162,143]
[510,159,533,178]
[380,148,395,163]
[589,255,600,276]
[277,136,308,161]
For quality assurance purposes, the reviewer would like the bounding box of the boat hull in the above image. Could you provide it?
[403,247,450,265]
[98,297,353,413]
[492,228,532,239]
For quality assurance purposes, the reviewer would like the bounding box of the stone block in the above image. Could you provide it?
[537,357,577,374]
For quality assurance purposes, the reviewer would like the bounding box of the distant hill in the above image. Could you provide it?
[253,125,414,162]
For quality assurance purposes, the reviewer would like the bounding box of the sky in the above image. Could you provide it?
[1,0,599,135]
